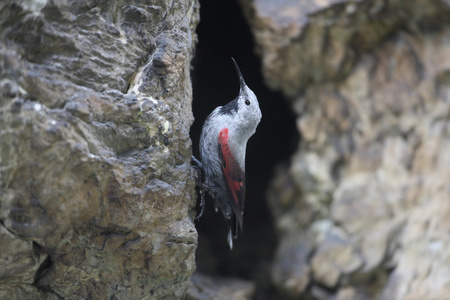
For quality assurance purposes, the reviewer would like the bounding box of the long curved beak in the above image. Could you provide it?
[231,57,247,90]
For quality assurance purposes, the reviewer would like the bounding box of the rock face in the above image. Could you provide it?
[242,0,450,298]
[186,272,255,300]
[0,1,199,299]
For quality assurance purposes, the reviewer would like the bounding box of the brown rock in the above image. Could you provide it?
[336,287,357,300]
[242,0,450,298]
[311,231,363,288]
[331,173,393,235]
[186,273,255,300]
[271,235,312,297]
[0,0,199,298]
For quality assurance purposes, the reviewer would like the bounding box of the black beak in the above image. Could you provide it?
[231,57,247,90]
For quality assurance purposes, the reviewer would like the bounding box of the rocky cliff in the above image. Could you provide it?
[241,0,450,299]
[0,1,199,299]
[3,0,450,299]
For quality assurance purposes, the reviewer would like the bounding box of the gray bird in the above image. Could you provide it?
[197,58,262,249]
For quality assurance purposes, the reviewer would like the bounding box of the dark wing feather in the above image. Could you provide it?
[218,128,245,232]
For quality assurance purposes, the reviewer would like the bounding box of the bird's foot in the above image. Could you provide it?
[191,156,207,220]
[195,187,206,220]
[191,155,203,169]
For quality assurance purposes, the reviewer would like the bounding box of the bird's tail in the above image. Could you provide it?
[215,195,241,250]
[226,213,239,250]
[227,229,233,250]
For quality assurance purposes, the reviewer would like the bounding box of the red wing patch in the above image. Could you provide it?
[218,128,245,231]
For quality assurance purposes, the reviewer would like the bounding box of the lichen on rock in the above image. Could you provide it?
[0,0,199,299]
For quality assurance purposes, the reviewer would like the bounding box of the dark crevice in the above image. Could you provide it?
[33,254,52,286]
[32,242,64,299]
[310,280,340,296]
[34,281,64,300]
[1,221,62,298]
[32,240,45,257]
[100,225,132,237]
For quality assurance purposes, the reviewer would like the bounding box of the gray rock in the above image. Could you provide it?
[186,272,255,300]
[311,231,363,288]
[242,0,450,298]
[271,235,312,297]
[0,0,199,299]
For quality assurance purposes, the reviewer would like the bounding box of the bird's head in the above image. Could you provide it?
[229,58,262,135]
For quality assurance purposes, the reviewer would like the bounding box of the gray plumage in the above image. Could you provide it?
[199,58,262,249]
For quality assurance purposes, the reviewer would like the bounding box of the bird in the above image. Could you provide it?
[196,58,262,249]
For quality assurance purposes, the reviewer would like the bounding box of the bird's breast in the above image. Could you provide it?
[222,127,247,169]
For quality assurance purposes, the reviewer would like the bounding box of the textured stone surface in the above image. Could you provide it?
[242,0,450,298]
[0,0,199,299]
[186,272,255,300]
[271,234,311,297]
[311,230,363,288]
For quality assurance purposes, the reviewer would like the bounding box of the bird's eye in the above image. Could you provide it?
[245,99,251,106]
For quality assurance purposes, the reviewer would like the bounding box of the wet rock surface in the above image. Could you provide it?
[0,1,199,299]
[242,0,450,298]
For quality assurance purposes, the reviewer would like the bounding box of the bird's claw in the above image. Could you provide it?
[192,155,206,220]
[195,188,206,220]
[191,155,203,169]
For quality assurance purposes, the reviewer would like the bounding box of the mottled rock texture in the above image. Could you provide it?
[186,272,255,300]
[242,0,450,299]
[0,0,199,299]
